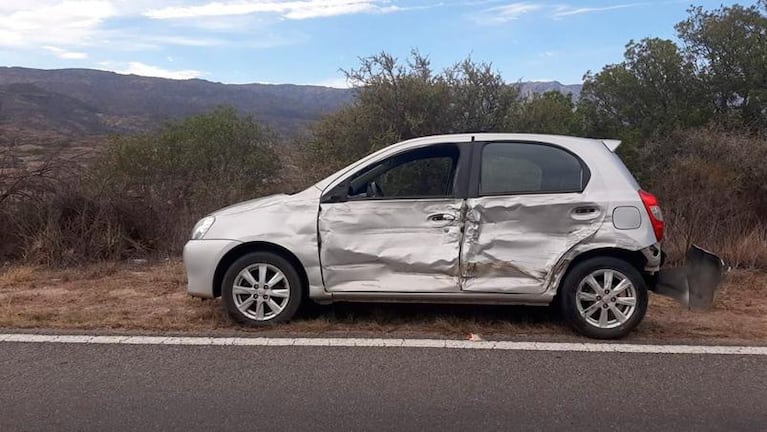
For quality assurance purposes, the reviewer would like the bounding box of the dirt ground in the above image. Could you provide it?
[0,260,765,344]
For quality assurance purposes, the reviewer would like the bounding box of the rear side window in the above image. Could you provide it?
[480,142,587,195]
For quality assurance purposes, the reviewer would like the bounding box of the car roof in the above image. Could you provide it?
[396,133,614,148]
[313,133,620,192]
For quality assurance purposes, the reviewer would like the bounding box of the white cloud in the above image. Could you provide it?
[144,0,402,20]
[0,0,425,58]
[553,3,646,18]
[285,2,379,19]
[0,1,118,47]
[140,35,227,47]
[43,46,89,59]
[102,61,205,80]
[474,2,543,24]
[312,76,351,88]
[0,1,274,51]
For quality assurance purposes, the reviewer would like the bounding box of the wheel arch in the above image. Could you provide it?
[212,241,309,298]
[556,247,648,294]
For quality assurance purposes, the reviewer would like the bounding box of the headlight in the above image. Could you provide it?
[191,216,215,240]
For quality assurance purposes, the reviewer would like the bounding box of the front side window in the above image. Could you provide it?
[346,145,459,200]
[480,142,586,195]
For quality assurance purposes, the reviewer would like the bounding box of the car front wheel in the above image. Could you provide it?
[560,257,648,339]
[222,252,303,325]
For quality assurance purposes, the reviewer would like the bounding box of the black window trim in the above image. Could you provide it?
[320,142,472,203]
[468,140,592,198]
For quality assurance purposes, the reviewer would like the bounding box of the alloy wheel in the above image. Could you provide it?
[231,263,291,321]
[575,269,638,329]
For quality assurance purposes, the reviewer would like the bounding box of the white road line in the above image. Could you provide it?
[1,333,766,355]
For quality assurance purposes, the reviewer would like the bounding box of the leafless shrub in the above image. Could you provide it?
[639,127,767,268]
[1,108,281,265]
[0,138,76,261]
[0,140,66,204]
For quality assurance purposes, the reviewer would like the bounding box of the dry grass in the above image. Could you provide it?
[0,260,765,343]
[640,271,767,342]
[0,266,38,285]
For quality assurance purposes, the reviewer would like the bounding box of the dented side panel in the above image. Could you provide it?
[203,187,327,300]
[319,199,464,292]
[460,194,605,293]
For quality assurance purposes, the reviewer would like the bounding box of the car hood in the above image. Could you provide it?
[210,194,289,217]
[209,187,321,218]
[202,187,321,244]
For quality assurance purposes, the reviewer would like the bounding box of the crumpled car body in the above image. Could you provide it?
[184,133,722,313]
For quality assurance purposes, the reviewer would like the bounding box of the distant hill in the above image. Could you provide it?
[519,81,582,99]
[0,67,582,140]
[0,82,108,135]
[0,67,354,137]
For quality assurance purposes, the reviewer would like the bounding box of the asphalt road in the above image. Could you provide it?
[1,341,766,432]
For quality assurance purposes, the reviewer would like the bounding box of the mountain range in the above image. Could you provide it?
[0,67,582,140]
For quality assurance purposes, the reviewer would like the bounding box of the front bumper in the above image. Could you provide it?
[183,239,241,298]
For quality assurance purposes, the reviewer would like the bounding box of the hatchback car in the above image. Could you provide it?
[184,133,713,339]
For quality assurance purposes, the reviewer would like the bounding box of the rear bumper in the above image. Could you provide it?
[183,239,241,298]
[640,243,663,273]
[650,245,726,310]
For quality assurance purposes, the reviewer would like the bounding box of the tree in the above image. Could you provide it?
[579,38,711,141]
[443,57,520,133]
[344,50,452,140]
[676,3,767,131]
[509,91,579,135]
[302,51,520,179]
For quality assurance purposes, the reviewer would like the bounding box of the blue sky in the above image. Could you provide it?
[0,0,753,86]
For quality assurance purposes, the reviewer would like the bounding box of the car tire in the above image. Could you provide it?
[559,257,648,339]
[222,252,303,326]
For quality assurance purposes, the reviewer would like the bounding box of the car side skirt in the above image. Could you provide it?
[326,291,555,306]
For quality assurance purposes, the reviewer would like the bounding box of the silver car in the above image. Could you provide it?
[184,133,721,339]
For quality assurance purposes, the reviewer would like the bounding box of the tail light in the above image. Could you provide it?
[639,190,664,241]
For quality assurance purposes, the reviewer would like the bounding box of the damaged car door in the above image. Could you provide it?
[461,141,602,294]
[318,144,469,293]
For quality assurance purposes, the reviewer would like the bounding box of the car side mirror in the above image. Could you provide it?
[321,182,350,203]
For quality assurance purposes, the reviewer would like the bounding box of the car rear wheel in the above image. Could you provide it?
[560,257,648,339]
[222,252,303,325]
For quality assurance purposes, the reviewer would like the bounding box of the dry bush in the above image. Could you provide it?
[638,127,767,268]
[0,145,161,264]
[10,188,150,264]
[1,108,282,265]
[0,139,76,262]
[5,174,257,265]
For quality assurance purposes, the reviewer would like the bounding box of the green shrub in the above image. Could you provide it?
[1,107,281,264]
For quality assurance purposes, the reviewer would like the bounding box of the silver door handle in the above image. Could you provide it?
[571,206,601,220]
[428,213,456,222]
[573,207,597,214]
